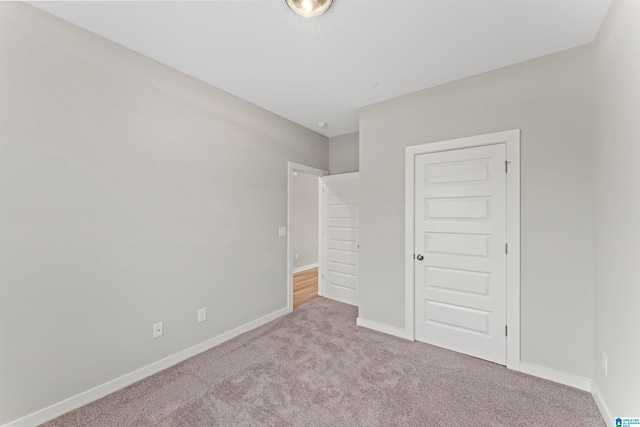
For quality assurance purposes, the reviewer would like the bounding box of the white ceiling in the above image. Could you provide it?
[29,0,611,137]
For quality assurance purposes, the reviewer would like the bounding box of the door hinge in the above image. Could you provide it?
[505,160,511,173]
[505,243,508,254]
[505,325,508,336]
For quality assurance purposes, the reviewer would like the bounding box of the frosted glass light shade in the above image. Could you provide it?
[286,0,333,18]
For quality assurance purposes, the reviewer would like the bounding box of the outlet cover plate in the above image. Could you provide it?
[153,322,163,338]
[197,308,207,323]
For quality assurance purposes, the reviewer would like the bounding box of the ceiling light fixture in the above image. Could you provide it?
[286,0,333,18]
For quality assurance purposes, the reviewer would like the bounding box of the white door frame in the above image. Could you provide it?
[405,130,521,370]
[287,162,329,312]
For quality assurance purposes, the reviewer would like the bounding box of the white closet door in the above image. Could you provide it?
[414,144,507,365]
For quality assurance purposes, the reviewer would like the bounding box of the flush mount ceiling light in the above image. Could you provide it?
[286,0,333,18]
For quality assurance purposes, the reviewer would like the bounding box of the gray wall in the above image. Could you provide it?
[359,46,595,378]
[292,173,319,270]
[593,0,640,416]
[0,3,328,424]
[329,132,359,174]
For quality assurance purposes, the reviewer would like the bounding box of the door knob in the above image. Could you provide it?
[416,254,424,261]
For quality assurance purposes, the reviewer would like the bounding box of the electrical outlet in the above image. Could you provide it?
[197,307,207,323]
[295,253,299,260]
[153,322,163,338]
[602,352,608,376]
[279,226,287,237]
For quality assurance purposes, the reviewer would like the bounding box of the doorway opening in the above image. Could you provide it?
[287,162,328,311]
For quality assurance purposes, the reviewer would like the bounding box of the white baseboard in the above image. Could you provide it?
[356,317,413,340]
[2,306,291,427]
[519,362,592,392]
[591,381,615,427]
[511,364,615,426]
[293,263,318,274]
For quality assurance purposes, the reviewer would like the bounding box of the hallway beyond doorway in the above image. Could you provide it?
[293,268,318,309]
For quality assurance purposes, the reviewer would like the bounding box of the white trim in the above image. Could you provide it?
[356,317,413,340]
[2,307,290,427]
[504,131,521,371]
[287,162,328,311]
[404,129,521,370]
[404,146,416,340]
[519,362,592,392]
[591,381,615,427]
[293,263,319,274]
[317,178,324,297]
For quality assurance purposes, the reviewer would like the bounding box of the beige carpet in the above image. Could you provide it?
[43,298,604,426]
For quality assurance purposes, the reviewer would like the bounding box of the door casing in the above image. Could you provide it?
[405,130,521,370]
